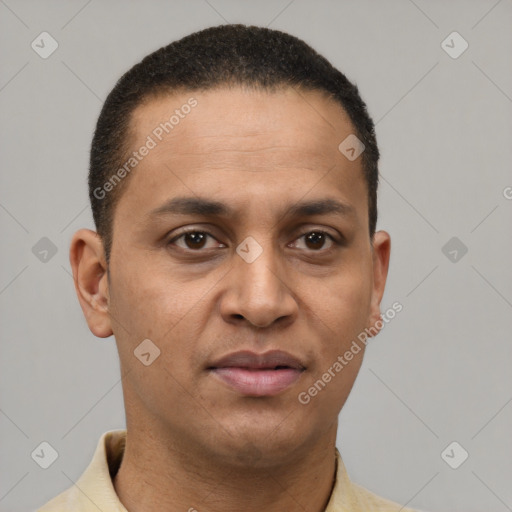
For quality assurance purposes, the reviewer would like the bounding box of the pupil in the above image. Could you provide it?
[186,232,206,249]
[306,232,324,249]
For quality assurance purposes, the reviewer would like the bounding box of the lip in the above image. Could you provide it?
[208,350,306,397]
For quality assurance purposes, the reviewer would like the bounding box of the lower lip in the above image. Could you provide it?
[210,367,303,396]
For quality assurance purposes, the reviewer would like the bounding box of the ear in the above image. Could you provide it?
[367,230,391,337]
[69,229,113,338]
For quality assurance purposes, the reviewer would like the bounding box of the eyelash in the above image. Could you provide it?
[167,228,340,253]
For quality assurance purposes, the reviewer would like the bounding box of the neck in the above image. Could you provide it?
[113,422,338,512]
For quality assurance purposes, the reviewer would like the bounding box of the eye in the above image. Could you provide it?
[170,230,226,251]
[290,230,337,251]
[168,229,338,252]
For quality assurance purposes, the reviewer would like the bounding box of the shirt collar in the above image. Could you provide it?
[60,429,366,512]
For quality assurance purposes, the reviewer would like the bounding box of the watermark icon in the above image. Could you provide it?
[134,338,161,366]
[32,237,58,263]
[441,441,469,469]
[236,236,263,263]
[298,301,403,405]
[441,31,468,59]
[31,441,59,469]
[503,186,512,200]
[338,134,365,161]
[441,236,468,263]
[31,31,59,59]
[93,97,198,200]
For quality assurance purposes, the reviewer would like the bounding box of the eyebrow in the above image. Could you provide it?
[148,196,356,221]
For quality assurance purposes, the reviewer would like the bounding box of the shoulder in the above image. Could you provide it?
[36,487,80,512]
[329,450,426,512]
[350,481,423,512]
[35,430,127,512]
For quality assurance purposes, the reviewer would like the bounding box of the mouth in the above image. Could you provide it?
[208,350,306,397]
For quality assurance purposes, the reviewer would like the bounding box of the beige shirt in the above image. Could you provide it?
[37,430,419,512]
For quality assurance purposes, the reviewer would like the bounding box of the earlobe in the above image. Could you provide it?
[69,229,113,338]
[367,230,391,337]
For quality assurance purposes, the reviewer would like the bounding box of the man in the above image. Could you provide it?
[38,24,417,512]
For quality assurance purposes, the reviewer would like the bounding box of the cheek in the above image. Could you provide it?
[311,262,372,350]
[300,256,372,413]
[108,257,216,377]
[110,266,167,338]
[108,264,201,410]
[298,277,369,419]
[110,256,193,334]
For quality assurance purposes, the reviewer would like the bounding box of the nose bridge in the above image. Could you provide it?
[235,234,282,300]
[222,232,296,328]
[239,234,282,294]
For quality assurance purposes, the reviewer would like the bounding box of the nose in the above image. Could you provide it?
[219,238,298,329]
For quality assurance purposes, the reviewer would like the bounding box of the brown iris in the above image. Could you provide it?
[184,232,207,249]
[304,232,327,250]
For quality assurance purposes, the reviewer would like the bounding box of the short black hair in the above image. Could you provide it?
[89,24,379,263]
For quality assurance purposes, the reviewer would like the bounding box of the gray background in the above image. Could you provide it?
[1,1,511,511]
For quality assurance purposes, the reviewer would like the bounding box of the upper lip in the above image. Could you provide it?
[208,350,306,370]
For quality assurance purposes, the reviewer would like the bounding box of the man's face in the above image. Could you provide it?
[103,87,388,465]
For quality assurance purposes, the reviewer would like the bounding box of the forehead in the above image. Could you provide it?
[130,86,354,157]
[116,86,367,227]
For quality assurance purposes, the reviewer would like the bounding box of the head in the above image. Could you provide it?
[71,24,390,467]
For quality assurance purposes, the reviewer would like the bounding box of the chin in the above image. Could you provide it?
[207,418,313,470]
